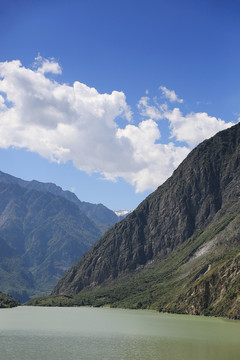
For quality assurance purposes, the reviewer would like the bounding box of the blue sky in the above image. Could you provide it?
[0,0,240,210]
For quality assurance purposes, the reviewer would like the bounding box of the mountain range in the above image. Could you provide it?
[0,171,123,235]
[29,122,240,319]
[0,171,124,302]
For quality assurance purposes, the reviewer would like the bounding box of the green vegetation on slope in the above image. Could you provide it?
[0,291,19,308]
[28,202,240,318]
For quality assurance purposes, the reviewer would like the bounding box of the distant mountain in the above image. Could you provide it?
[0,181,101,302]
[38,122,240,319]
[0,171,120,235]
[78,202,120,234]
[0,236,35,302]
[114,210,132,221]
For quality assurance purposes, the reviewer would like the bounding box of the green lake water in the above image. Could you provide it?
[0,306,240,359]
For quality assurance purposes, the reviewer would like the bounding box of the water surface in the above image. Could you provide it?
[0,306,240,359]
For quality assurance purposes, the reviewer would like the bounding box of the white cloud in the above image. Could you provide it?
[0,59,136,172]
[117,119,189,192]
[34,55,62,75]
[159,86,183,103]
[0,94,6,110]
[165,108,235,147]
[137,96,167,120]
[0,58,236,194]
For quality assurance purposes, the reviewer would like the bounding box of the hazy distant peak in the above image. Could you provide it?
[114,210,132,217]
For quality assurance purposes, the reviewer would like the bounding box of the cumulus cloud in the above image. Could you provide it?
[34,55,62,75]
[117,119,189,192]
[0,59,135,168]
[0,57,236,194]
[159,86,183,103]
[137,96,167,120]
[165,108,235,147]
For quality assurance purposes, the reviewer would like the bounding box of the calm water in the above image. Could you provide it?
[0,306,240,360]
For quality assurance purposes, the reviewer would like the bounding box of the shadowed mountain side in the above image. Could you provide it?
[0,236,34,303]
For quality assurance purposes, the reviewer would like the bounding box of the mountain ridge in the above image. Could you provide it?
[0,170,120,234]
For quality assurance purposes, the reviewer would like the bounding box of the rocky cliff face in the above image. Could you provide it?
[51,123,240,318]
[174,253,240,317]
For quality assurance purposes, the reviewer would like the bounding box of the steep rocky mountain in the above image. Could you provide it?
[41,122,240,319]
[0,182,101,302]
[0,171,120,235]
